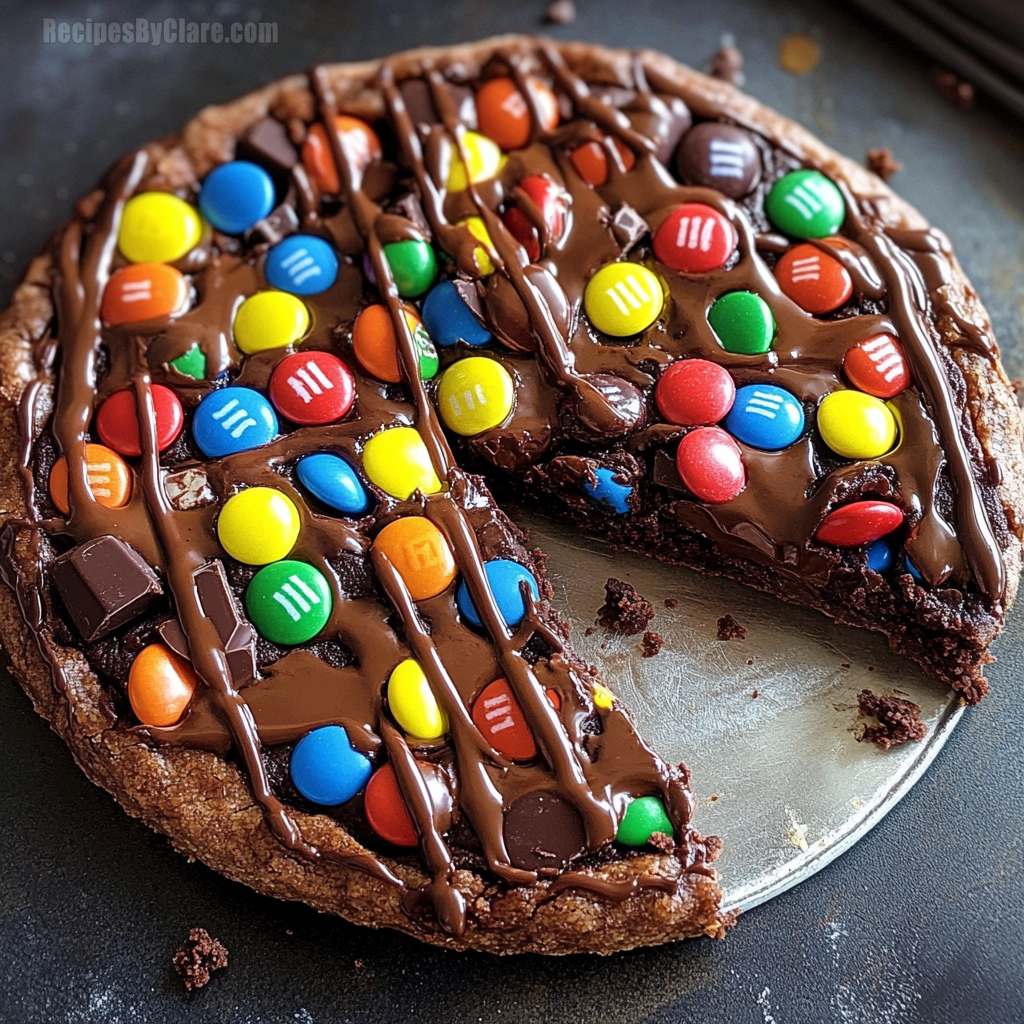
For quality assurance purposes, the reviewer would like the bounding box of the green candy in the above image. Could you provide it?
[413,320,439,380]
[169,343,206,380]
[708,291,776,355]
[616,795,674,847]
[384,239,438,298]
[246,560,332,645]
[765,169,845,239]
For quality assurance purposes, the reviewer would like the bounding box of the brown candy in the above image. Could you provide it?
[674,122,762,199]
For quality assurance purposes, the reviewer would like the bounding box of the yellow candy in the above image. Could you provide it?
[362,427,442,500]
[447,132,506,192]
[233,291,310,354]
[584,262,665,337]
[458,216,497,276]
[593,682,615,709]
[388,658,448,740]
[438,356,515,436]
[817,390,898,460]
[218,487,300,564]
[118,192,203,264]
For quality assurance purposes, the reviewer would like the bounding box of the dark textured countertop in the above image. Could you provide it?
[1,1,1023,1021]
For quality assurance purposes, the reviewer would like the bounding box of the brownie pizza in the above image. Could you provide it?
[0,35,1020,955]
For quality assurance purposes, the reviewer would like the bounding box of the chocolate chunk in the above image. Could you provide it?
[390,193,431,237]
[866,147,902,182]
[503,790,586,872]
[544,0,576,24]
[675,122,762,199]
[51,536,163,642]
[716,614,746,640]
[237,116,298,188]
[598,578,655,635]
[173,927,228,991]
[653,448,686,492]
[611,203,649,251]
[710,44,745,86]
[398,78,477,128]
[245,203,299,245]
[856,689,927,750]
[625,93,692,165]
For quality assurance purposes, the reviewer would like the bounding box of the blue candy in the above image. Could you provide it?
[193,387,278,457]
[457,559,539,629]
[199,160,275,235]
[297,453,371,516]
[865,539,894,573]
[265,235,339,295]
[290,725,372,806]
[724,383,804,450]
[585,467,632,514]
[422,281,493,348]
[904,556,923,582]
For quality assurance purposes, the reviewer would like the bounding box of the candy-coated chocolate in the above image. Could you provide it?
[865,538,894,572]
[475,76,558,150]
[199,160,275,234]
[653,203,737,274]
[128,643,197,728]
[503,174,567,261]
[49,443,132,514]
[361,427,442,500]
[351,303,438,383]
[118,191,202,264]
[217,487,300,564]
[817,390,898,460]
[382,239,438,297]
[169,343,206,380]
[456,559,539,629]
[674,123,762,199]
[438,356,515,436]
[815,500,904,547]
[775,243,852,314]
[421,281,492,348]
[296,453,370,516]
[843,334,911,399]
[584,467,632,514]
[290,724,371,806]
[592,682,615,709]
[655,358,735,426]
[904,555,924,582]
[724,384,805,450]
[584,262,664,337]
[193,387,278,457]
[269,351,355,425]
[471,677,537,761]
[245,560,332,644]
[675,426,746,503]
[264,235,339,295]
[301,116,382,194]
[616,795,673,846]
[387,658,448,740]
[569,137,635,187]
[364,762,453,847]
[373,516,457,601]
[447,131,506,191]
[708,291,775,355]
[766,169,845,239]
[95,385,183,457]
[233,291,310,354]
[101,263,190,326]
[457,217,497,276]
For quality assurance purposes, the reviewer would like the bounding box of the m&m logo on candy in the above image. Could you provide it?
[264,235,339,296]
[102,264,189,326]
[724,384,805,450]
[843,335,911,399]
[245,560,332,645]
[269,351,355,426]
[472,677,538,761]
[193,387,278,458]
[49,444,132,514]
[584,262,665,337]
[438,357,515,436]
[775,243,852,314]
[766,170,845,240]
[653,203,737,274]
[372,516,457,602]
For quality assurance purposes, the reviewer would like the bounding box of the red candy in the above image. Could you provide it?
[95,385,183,457]
[570,137,635,186]
[656,359,735,426]
[675,426,746,503]
[843,334,911,399]
[653,203,737,274]
[502,175,567,262]
[816,500,904,547]
[476,77,559,150]
[775,243,853,314]
[364,762,453,847]
[268,350,355,425]
[102,263,190,326]
[473,677,536,761]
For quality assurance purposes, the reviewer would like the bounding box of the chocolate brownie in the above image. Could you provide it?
[0,35,1020,955]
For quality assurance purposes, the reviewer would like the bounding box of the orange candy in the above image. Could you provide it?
[372,516,457,601]
[128,643,198,727]
[475,76,559,151]
[351,303,421,383]
[302,116,383,194]
[775,242,853,315]
[570,137,636,187]
[101,263,190,326]
[48,443,132,514]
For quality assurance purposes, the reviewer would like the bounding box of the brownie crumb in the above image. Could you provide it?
[752,689,759,698]
[866,147,902,181]
[746,658,754,666]
[710,43,745,86]
[543,0,576,24]
[1011,378,1022,393]
[716,614,746,640]
[597,578,655,635]
[648,830,676,853]
[932,67,975,109]
[173,928,228,991]
[856,689,927,750]
[641,630,663,657]
[584,626,596,636]
[664,598,678,609]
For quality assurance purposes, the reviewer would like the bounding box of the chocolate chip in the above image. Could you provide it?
[503,790,586,872]
[51,536,163,642]
[675,122,762,199]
